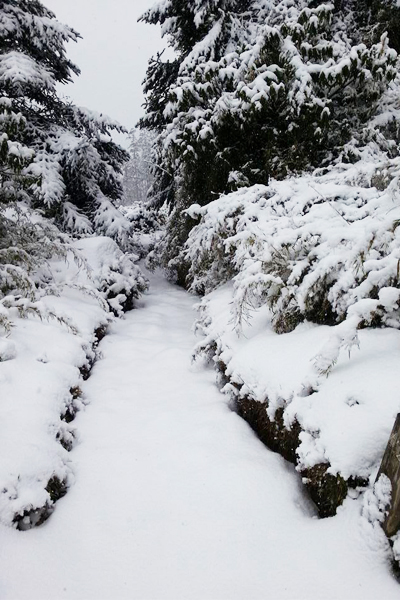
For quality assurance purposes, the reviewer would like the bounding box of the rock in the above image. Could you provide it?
[237,395,349,517]
[376,413,400,537]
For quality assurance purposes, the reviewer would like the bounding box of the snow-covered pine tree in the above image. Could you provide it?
[141,0,398,283]
[140,0,256,281]
[121,127,155,205]
[350,0,400,51]
[0,0,129,243]
[138,49,178,211]
[139,1,252,212]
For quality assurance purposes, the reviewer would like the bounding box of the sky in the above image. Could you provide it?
[43,0,169,144]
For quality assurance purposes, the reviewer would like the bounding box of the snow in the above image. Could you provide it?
[362,474,392,526]
[0,235,146,528]
[181,151,400,491]
[0,286,107,528]
[0,51,55,88]
[0,270,399,598]
[194,282,400,480]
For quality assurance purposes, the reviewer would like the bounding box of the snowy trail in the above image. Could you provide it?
[0,273,399,600]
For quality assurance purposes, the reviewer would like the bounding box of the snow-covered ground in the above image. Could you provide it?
[0,271,398,599]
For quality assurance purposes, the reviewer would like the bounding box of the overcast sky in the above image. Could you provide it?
[43,0,168,143]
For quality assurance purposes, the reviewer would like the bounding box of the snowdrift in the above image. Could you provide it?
[0,235,147,528]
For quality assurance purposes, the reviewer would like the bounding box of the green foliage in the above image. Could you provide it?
[142,0,399,281]
[350,0,400,52]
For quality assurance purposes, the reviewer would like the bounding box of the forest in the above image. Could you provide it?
[1,0,400,598]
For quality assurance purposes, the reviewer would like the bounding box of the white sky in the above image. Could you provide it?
[43,0,168,143]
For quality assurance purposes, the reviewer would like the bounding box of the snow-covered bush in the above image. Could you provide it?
[0,273,109,529]
[0,207,147,333]
[121,203,164,234]
[0,233,147,528]
[119,203,165,257]
[185,156,400,353]
[0,201,77,336]
[69,237,148,316]
[141,0,400,274]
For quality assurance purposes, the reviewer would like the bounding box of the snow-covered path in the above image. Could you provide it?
[0,274,399,600]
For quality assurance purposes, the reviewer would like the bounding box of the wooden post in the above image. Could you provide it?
[376,414,400,538]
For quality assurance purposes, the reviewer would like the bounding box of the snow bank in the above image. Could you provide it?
[189,161,400,528]
[194,283,400,482]
[0,235,147,528]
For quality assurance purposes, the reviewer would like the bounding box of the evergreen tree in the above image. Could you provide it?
[141,0,399,283]
[349,0,400,51]
[121,128,155,205]
[139,0,253,213]
[141,0,254,60]
[0,0,129,241]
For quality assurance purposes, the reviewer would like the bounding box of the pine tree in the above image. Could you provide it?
[139,0,254,212]
[142,0,398,283]
[122,128,155,205]
[349,0,400,51]
[0,0,129,241]
[140,0,257,281]
[141,0,253,58]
